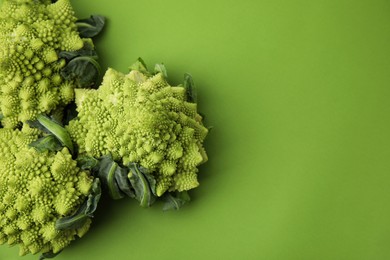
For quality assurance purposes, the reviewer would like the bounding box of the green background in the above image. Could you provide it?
[1,0,390,259]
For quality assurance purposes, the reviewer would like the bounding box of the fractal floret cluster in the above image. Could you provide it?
[0,125,94,256]
[0,0,210,258]
[67,64,208,196]
[0,0,88,128]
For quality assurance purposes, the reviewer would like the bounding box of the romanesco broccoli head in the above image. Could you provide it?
[67,63,208,196]
[0,125,95,256]
[0,0,98,128]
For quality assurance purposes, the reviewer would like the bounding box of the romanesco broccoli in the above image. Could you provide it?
[0,0,102,128]
[0,125,97,256]
[67,61,208,197]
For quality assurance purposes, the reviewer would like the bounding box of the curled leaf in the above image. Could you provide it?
[59,40,101,88]
[29,135,62,153]
[61,56,101,88]
[76,155,99,170]
[29,114,74,155]
[97,156,126,200]
[85,178,102,214]
[184,73,197,103]
[39,250,62,260]
[76,15,106,38]
[56,178,101,230]
[154,63,168,78]
[59,39,97,60]
[128,163,156,207]
[115,166,135,198]
[129,58,151,76]
[162,191,191,211]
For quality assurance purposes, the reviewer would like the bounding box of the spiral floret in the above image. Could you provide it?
[0,0,92,128]
[67,64,208,196]
[0,126,94,256]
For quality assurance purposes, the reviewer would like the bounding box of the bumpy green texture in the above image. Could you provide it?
[0,0,86,128]
[67,66,208,196]
[0,125,94,256]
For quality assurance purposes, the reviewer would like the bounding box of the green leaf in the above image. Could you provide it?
[39,250,62,260]
[59,39,97,60]
[59,40,101,88]
[76,155,99,170]
[97,156,126,200]
[56,179,101,230]
[26,119,50,134]
[129,58,151,76]
[85,178,102,214]
[184,73,197,103]
[128,163,156,207]
[27,115,74,154]
[142,169,157,196]
[114,165,135,198]
[162,191,191,211]
[76,15,106,38]
[55,204,89,230]
[61,56,101,88]
[29,135,62,153]
[154,63,168,78]
[35,114,74,154]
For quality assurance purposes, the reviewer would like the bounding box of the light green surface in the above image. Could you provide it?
[1,0,390,259]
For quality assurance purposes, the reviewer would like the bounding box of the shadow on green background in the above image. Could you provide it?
[1,0,389,259]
